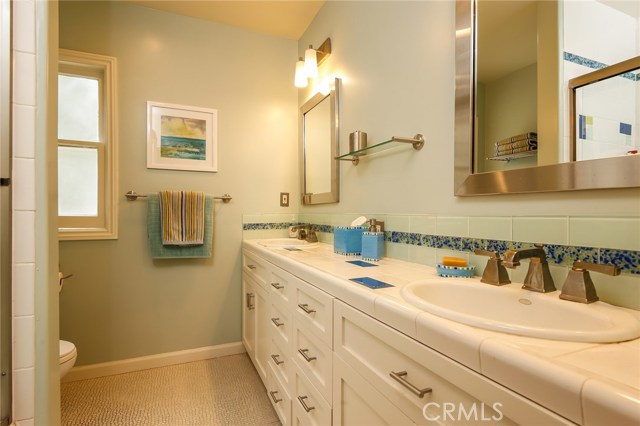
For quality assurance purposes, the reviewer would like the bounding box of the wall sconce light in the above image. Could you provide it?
[294,37,331,88]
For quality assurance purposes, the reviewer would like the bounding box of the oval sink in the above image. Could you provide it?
[258,238,319,249]
[401,279,640,343]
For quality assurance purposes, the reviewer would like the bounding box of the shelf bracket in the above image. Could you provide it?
[391,134,424,150]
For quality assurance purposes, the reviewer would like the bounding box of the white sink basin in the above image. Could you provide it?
[258,238,319,249]
[401,279,640,343]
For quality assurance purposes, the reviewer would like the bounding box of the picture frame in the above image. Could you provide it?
[147,101,218,172]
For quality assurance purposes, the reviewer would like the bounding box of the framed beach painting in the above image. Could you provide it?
[147,101,218,172]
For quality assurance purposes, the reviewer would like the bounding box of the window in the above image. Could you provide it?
[58,50,117,239]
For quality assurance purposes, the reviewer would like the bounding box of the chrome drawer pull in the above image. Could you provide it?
[297,395,315,412]
[269,390,282,404]
[298,348,317,362]
[246,293,255,310]
[271,317,284,327]
[271,354,284,365]
[298,303,316,314]
[389,370,432,398]
[271,282,284,290]
[247,264,257,270]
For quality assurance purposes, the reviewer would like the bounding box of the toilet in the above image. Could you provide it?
[59,340,77,379]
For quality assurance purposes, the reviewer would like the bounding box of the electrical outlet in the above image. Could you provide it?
[280,192,289,207]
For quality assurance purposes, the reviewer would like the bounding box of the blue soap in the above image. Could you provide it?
[350,277,393,289]
[347,260,378,267]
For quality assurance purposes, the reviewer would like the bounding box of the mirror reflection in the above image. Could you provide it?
[474,0,639,174]
[300,78,340,205]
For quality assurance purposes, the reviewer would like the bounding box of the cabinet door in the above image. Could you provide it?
[333,354,415,426]
[242,274,256,361]
[254,281,270,384]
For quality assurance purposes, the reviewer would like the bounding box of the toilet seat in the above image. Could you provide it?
[60,340,76,363]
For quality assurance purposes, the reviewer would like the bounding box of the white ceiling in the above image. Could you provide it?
[126,0,325,40]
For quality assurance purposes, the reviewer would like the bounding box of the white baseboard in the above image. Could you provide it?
[63,341,246,383]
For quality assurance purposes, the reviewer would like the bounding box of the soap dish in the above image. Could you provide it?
[436,263,476,278]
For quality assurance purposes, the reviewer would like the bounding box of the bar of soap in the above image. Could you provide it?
[442,256,467,267]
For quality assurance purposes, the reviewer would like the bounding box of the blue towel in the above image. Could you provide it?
[147,194,214,259]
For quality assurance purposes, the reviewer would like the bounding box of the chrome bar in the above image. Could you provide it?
[298,348,317,362]
[271,354,284,365]
[271,317,284,327]
[297,303,316,314]
[297,396,315,412]
[389,370,432,398]
[125,190,232,203]
[271,282,284,290]
[269,391,283,404]
[391,134,425,150]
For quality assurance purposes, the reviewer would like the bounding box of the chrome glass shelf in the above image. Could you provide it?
[335,134,424,165]
[487,150,537,162]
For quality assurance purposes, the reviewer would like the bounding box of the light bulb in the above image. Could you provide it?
[304,45,318,79]
[294,58,308,88]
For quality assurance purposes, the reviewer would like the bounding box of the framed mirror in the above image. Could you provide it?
[300,78,340,205]
[454,0,640,196]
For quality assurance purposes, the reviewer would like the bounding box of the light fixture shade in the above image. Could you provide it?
[304,45,318,79]
[294,58,308,88]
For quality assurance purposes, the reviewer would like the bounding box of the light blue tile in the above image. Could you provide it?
[570,217,640,251]
[263,213,298,223]
[409,215,436,235]
[513,217,569,245]
[385,242,409,261]
[587,272,640,310]
[469,217,511,241]
[408,245,437,267]
[436,216,469,237]
[242,214,263,224]
[385,215,410,232]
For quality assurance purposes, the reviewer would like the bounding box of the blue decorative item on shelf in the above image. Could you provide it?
[334,226,367,255]
[362,231,384,261]
[436,263,476,278]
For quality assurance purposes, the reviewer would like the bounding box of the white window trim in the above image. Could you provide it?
[58,49,118,240]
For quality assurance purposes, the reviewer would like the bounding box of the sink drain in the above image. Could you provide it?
[518,298,532,305]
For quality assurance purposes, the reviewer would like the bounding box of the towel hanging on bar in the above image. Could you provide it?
[159,191,206,246]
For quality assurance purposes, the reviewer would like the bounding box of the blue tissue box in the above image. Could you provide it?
[362,232,384,261]
[334,226,366,255]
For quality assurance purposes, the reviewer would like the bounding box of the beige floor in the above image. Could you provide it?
[61,353,281,426]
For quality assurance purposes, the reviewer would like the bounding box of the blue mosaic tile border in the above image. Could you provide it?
[564,52,639,81]
[243,222,639,274]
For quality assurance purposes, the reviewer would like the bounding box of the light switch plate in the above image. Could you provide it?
[280,192,289,207]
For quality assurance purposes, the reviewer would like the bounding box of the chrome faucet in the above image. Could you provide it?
[560,261,620,303]
[502,244,556,293]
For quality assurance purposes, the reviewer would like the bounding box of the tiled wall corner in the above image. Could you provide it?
[12,0,38,423]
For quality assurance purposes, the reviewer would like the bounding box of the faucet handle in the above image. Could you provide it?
[573,261,620,276]
[474,249,500,259]
[560,261,619,304]
[474,249,511,285]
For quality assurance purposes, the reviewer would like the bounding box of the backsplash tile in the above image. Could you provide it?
[513,217,569,245]
[469,216,512,240]
[436,216,469,237]
[569,217,640,251]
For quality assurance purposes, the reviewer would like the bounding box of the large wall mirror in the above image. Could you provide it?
[455,0,640,195]
[300,78,340,205]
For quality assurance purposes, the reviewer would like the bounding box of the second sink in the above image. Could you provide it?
[401,279,640,343]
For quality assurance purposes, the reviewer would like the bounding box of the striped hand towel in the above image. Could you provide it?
[159,191,206,245]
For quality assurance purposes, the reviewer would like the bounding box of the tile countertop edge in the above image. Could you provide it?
[242,239,640,425]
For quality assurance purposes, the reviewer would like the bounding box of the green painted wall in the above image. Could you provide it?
[58,1,298,366]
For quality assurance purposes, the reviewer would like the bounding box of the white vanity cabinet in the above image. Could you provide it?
[333,300,574,426]
[242,244,578,426]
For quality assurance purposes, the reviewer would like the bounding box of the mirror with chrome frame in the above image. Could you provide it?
[300,78,340,205]
[454,0,640,196]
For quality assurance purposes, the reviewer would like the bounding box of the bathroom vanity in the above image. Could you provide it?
[241,239,640,425]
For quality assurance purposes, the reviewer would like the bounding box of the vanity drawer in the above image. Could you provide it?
[243,250,269,289]
[270,300,293,348]
[267,365,292,426]
[334,301,571,426]
[269,334,292,390]
[293,322,333,403]
[294,279,333,348]
[293,363,332,426]
[269,265,299,308]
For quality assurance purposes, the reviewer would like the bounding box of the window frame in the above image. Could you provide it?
[58,49,118,240]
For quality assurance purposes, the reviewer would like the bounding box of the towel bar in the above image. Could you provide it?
[125,190,232,203]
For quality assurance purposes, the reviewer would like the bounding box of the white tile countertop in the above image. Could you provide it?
[243,239,640,426]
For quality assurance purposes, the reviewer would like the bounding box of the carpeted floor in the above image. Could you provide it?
[61,353,281,426]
